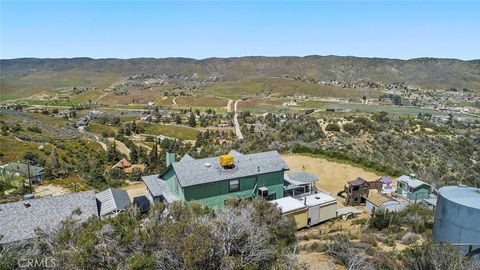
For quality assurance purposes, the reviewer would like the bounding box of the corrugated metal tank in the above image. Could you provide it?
[433,185,480,256]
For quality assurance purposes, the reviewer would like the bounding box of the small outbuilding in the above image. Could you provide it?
[271,197,308,229]
[301,192,338,226]
[378,176,394,194]
[133,195,151,213]
[396,174,430,202]
[95,188,131,218]
[365,193,403,214]
[343,177,370,206]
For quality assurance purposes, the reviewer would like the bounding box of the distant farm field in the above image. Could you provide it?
[175,96,229,108]
[98,89,165,105]
[142,124,200,140]
[87,123,117,135]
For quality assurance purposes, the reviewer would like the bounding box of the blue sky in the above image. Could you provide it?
[1,1,479,60]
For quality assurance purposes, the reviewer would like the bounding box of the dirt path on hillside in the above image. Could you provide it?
[34,184,70,197]
[94,92,110,103]
[107,138,131,159]
[225,98,233,112]
[91,134,108,151]
[283,154,381,196]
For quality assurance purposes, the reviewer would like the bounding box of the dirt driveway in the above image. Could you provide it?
[121,181,147,199]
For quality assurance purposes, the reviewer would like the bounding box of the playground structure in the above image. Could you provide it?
[337,177,384,206]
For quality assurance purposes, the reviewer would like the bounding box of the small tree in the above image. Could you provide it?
[175,115,182,125]
[188,113,196,127]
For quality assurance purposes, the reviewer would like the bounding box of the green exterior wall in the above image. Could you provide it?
[162,166,185,201]
[163,168,285,208]
[396,185,430,201]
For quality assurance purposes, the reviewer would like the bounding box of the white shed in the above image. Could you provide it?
[365,193,403,215]
[301,192,338,226]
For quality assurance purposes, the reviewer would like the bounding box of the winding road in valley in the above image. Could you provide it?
[233,99,243,140]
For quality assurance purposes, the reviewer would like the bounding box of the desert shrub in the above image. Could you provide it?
[369,210,400,231]
[359,233,378,247]
[27,126,42,133]
[400,232,420,245]
[325,123,341,132]
[324,234,375,270]
[399,241,479,270]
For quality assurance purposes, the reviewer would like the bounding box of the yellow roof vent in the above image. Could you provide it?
[219,154,235,168]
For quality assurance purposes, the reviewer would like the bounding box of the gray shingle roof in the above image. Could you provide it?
[142,175,178,203]
[171,150,289,187]
[179,154,195,162]
[0,190,97,245]
[95,188,130,216]
[397,175,430,189]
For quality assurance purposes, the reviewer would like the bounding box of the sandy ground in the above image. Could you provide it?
[34,184,70,197]
[121,181,147,200]
[297,252,346,270]
[283,154,382,197]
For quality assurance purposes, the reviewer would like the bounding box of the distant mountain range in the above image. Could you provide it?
[1,56,479,98]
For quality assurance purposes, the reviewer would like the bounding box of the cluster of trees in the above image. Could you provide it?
[0,200,299,270]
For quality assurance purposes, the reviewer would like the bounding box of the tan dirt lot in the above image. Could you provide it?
[283,154,382,198]
[34,184,70,197]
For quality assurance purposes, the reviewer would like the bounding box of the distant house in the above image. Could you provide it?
[0,191,98,245]
[0,162,44,182]
[271,197,308,229]
[365,193,403,214]
[142,150,289,208]
[111,158,145,175]
[95,188,131,218]
[396,174,431,201]
[75,116,90,127]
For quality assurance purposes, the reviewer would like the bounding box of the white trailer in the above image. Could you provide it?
[301,192,338,226]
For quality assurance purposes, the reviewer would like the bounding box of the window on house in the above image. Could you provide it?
[175,178,179,193]
[229,179,240,192]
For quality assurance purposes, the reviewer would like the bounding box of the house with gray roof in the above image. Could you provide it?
[0,162,44,182]
[396,174,431,201]
[0,191,98,245]
[95,188,131,218]
[142,150,289,208]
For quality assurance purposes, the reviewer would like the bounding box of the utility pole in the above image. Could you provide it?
[26,160,33,194]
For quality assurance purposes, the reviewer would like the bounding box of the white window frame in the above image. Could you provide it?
[229,179,240,192]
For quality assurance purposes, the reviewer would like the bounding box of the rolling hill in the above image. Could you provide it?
[1,56,479,100]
